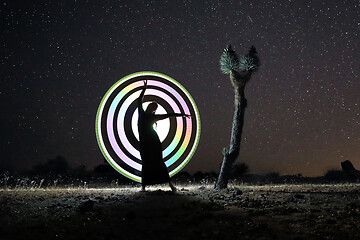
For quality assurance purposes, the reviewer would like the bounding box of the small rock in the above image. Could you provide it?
[341,160,356,171]
[199,186,206,190]
[341,160,360,179]
[233,189,243,196]
[285,195,295,203]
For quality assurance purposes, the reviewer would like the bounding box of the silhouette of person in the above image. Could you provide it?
[137,80,190,192]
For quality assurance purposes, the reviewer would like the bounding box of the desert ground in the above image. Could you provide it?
[1,183,360,240]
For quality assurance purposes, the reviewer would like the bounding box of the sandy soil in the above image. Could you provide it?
[1,183,360,240]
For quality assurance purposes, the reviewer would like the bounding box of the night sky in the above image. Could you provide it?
[1,0,359,176]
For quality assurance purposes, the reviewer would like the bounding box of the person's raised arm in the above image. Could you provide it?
[137,80,147,112]
[154,113,191,122]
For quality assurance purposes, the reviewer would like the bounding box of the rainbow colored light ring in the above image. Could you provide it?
[96,72,201,182]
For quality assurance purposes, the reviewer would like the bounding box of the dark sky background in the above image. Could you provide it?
[1,0,359,176]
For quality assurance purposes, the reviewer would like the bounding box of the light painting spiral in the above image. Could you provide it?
[96,72,201,182]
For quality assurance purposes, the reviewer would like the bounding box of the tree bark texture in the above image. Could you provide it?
[215,70,250,190]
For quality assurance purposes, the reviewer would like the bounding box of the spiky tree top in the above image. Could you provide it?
[240,45,260,72]
[220,45,239,74]
[220,45,260,74]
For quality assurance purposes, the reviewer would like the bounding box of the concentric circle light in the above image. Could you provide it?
[95,72,201,182]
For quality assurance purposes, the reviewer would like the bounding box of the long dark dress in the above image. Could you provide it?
[138,99,170,185]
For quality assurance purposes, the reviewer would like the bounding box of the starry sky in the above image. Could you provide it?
[1,0,359,176]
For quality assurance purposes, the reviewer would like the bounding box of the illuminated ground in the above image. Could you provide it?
[1,183,360,240]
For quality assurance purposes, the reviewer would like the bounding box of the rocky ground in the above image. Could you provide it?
[1,183,360,240]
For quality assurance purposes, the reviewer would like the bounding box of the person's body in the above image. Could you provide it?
[137,80,189,192]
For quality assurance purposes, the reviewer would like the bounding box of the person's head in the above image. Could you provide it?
[146,102,158,114]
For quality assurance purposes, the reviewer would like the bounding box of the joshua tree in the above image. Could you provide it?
[215,45,260,190]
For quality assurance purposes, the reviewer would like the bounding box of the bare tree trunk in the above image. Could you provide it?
[215,71,249,190]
